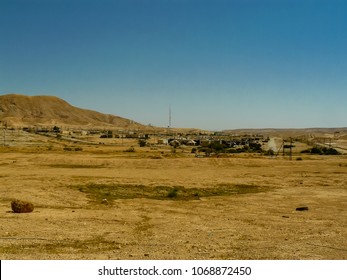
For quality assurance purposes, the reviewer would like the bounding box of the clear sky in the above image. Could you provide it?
[1,0,346,130]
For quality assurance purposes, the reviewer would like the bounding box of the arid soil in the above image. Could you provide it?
[0,140,346,260]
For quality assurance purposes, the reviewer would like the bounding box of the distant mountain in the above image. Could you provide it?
[0,94,146,129]
[222,127,347,137]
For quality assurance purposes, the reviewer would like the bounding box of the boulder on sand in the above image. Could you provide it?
[296,206,309,211]
[11,199,34,213]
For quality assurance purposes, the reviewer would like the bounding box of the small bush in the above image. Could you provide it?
[311,147,322,154]
[198,147,212,156]
[264,149,275,156]
[324,148,340,155]
[225,148,241,154]
[249,142,263,152]
[301,147,340,155]
[63,147,82,152]
[124,146,135,152]
[138,139,147,147]
[52,126,60,133]
[167,188,178,198]
[209,142,225,152]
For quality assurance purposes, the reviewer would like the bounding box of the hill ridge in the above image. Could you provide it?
[0,93,145,129]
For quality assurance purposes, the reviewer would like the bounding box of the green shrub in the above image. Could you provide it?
[138,139,147,147]
[324,148,340,155]
[249,142,263,152]
[209,142,225,152]
[167,188,178,198]
[311,147,322,154]
[225,148,241,154]
[301,147,340,155]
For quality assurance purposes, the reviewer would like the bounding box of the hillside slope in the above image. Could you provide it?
[0,94,146,129]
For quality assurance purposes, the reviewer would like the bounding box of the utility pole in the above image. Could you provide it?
[167,104,172,136]
[169,104,171,129]
[282,139,285,157]
[282,138,293,160]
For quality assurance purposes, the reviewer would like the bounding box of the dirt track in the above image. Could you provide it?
[0,146,346,260]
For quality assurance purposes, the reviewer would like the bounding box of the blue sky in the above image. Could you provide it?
[1,0,346,130]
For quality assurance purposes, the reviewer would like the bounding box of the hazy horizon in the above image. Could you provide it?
[1,0,346,131]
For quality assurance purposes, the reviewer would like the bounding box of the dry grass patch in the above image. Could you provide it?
[73,183,271,203]
[47,164,107,169]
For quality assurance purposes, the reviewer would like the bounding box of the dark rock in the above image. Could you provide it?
[11,199,34,213]
[296,206,309,211]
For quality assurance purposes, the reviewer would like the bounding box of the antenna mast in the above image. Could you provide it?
[169,104,171,129]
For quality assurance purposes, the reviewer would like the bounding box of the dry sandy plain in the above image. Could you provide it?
[0,132,346,260]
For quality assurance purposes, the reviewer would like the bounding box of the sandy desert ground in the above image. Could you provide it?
[0,133,346,260]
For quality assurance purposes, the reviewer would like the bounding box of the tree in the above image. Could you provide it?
[52,126,60,133]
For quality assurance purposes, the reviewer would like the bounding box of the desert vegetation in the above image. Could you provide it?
[301,146,341,155]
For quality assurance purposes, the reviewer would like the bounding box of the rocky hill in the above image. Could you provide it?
[0,94,146,129]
